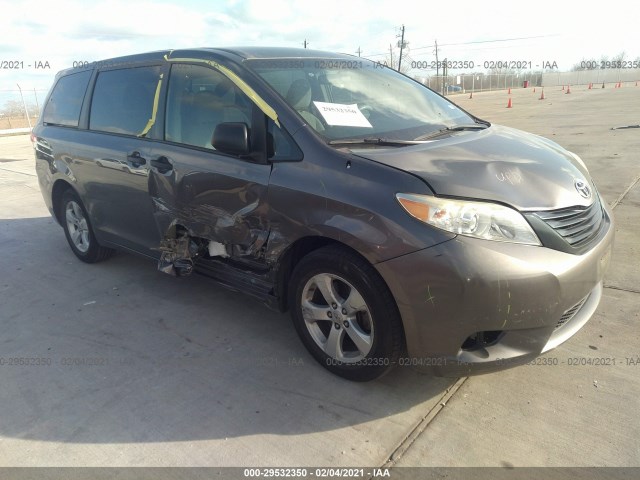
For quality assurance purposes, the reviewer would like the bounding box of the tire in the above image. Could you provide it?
[60,190,115,263]
[289,245,403,381]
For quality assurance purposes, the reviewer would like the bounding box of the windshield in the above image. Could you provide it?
[245,58,475,142]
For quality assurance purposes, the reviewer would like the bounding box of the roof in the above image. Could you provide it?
[54,47,358,78]
[211,46,357,60]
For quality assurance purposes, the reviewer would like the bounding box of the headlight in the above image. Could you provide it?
[396,193,541,245]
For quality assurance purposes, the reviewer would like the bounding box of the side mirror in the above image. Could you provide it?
[212,122,250,156]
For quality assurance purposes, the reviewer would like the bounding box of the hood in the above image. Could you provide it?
[352,125,595,211]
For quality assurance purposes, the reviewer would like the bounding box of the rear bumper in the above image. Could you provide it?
[375,205,614,376]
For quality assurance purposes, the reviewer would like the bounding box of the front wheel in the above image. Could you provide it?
[289,246,403,381]
[60,190,115,263]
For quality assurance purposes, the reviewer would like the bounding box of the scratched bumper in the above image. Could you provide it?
[375,204,614,376]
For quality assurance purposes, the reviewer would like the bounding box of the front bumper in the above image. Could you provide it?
[375,205,614,376]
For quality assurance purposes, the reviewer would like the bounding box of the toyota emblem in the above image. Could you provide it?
[574,179,591,199]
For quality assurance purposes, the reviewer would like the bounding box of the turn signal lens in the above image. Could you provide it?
[396,196,430,221]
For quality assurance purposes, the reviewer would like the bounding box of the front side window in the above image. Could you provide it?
[165,64,252,150]
[89,66,161,136]
[42,70,92,127]
[246,58,474,142]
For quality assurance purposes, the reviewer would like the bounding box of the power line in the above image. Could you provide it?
[364,33,559,57]
[412,34,559,50]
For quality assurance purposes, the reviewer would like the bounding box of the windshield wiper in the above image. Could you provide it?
[415,123,489,141]
[328,137,430,146]
[328,123,490,146]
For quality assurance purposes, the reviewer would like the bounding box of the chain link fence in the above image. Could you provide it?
[414,69,640,96]
[415,72,543,95]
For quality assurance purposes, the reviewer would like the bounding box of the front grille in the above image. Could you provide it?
[555,294,590,330]
[533,200,604,247]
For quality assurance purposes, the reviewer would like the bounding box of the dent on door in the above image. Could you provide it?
[147,54,280,276]
[148,162,272,276]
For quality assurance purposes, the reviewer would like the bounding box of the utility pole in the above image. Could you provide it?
[389,44,394,69]
[303,39,308,49]
[433,39,440,93]
[398,25,406,71]
[397,25,406,72]
[442,58,447,96]
[434,39,439,77]
[356,46,362,57]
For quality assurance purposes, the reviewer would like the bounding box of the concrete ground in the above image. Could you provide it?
[0,84,638,469]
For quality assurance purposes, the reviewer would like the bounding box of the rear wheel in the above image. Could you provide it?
[289,245,403,381]
[60,190,115,263]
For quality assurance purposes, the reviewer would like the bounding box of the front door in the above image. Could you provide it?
[148,63,272,268]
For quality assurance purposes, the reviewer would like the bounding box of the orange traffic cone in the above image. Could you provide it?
[566,85,571,94]
[588,83,592,89]
[507,97,512,108]
[539,89,545,100]
[507,87,511,94]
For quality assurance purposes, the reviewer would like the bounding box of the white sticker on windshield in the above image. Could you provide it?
[313,101,373,128]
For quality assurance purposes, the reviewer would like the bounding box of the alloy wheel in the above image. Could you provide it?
[300,273,374,363]
[65,200,90,253]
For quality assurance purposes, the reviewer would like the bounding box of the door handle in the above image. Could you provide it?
[150,156,173,174]
[126,151,146,168]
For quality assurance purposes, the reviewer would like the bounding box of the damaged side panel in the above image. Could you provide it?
[148,143,272,276]
[156,222,203,276]
[260,133,455,270]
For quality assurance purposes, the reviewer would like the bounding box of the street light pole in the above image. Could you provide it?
[16,83,32,130]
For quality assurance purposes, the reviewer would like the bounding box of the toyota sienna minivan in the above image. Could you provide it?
[33,47,614,381]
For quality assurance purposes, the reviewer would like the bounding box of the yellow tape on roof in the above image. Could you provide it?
[163,55,280,127]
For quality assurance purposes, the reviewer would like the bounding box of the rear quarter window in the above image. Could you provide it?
[42,70,92,127]
[89,66,161,136]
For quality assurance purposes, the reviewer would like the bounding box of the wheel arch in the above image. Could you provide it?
[272,236,400,321]
[51,179,77,224]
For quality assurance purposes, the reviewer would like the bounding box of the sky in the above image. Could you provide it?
[1,0,639,105]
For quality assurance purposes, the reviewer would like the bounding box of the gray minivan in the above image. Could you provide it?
[33,47,614,381]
